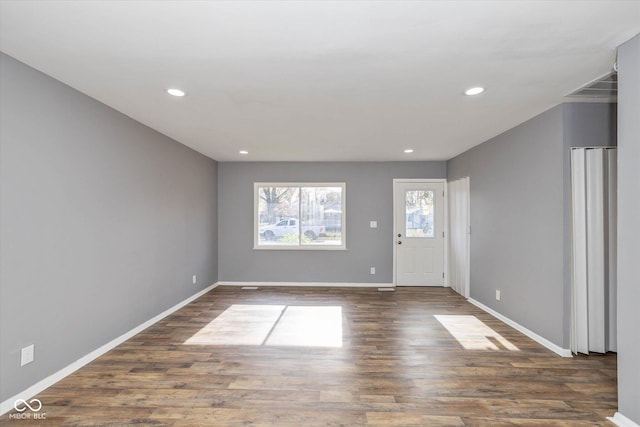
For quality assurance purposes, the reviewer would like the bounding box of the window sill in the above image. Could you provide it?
[253,245,347,251]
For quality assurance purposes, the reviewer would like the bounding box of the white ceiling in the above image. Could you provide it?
[1,1,639,162]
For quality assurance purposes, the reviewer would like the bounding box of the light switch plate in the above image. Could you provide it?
[370,221,377,228]
[21,344,34,366]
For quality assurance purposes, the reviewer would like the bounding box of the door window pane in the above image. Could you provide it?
[405,190,434,238]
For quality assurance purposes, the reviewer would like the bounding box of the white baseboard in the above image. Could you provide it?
[467,298,572,358]
[0,282,219,416]
[217,281,392,288]
[608,412,640,427]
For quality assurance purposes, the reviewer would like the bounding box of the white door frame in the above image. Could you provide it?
[392,179,448,287]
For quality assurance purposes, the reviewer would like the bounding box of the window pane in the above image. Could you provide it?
[301,187,343,246]
[257,187,300,246]
[405,190,434,238]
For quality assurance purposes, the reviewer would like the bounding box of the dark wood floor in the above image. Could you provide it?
[9,286,617,426]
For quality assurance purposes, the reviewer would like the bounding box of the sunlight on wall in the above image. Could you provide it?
[184,304,343,347]
[434,315,519,351]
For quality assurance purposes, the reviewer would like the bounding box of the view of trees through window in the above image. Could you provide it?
[405,190,435,238]
[256,184,344,248]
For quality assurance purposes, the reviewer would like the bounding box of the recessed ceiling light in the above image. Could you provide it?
[464,87,485,96]
[166,88,186,97]
[404,149,414,153]
[239,150,249,155]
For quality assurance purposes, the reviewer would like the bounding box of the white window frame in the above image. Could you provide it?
[254,182,347,250]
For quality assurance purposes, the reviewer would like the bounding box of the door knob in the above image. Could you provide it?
[397,233,402,237]
[397,241,402,244]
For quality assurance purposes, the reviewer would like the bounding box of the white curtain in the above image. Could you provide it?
[570,147,617,355]
[448,177,470,298]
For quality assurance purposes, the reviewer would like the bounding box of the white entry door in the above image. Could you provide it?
[394,180,445,286]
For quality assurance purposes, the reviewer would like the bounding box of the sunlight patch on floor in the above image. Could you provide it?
[434,314,519,351]
[266,306,342,347]
[185,304,284,346]
[184,304,342,347]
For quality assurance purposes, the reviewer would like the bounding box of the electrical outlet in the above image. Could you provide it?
[192,275,197,284]
[370,221,378,228]
[21,344,34,367]
[370,267,376,275]
[496,290,501,301]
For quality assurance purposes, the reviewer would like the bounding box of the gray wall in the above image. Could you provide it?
[447,106,566,347]
[561,103,617,347]
[0,53,218,401]
[218,161,446,283]
[616,33,640,424]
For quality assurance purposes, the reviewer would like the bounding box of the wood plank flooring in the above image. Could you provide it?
[6,286,617,426]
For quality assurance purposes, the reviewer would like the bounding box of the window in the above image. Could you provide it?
[405,190,434,238]
[255,183,346,250]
